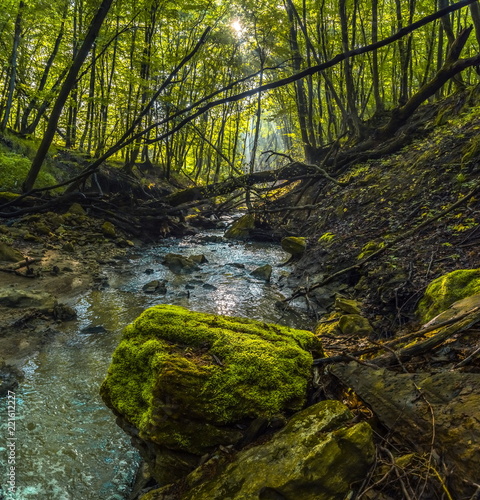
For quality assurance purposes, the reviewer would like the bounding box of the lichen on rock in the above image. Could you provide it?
[417,268,480,323]
[101,305,323,483]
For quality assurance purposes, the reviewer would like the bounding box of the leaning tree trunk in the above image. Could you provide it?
[22,0,114,192]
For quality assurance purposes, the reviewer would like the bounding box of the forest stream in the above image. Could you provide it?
[0,230,312,500]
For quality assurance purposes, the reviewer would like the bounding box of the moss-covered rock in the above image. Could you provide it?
[281,236,306,255]
[335,297,362,315]
[224,213,255,239]
[101,305,323,483]
[101,221,117,238]
[417,268,480,323]
[0,242,23,262]
[67,202,86,215]
[338,314,374,336]
[143,400,375,500]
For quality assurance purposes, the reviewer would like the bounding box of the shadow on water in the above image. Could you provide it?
[0,231,312,499]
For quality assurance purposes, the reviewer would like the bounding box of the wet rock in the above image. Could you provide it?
[417,268,480,323]
[162,253,199,274]
[281,236,306,256]
[0,242,23,262]
[101,305,323,485]
[228,262,245,269]
[144,269,154,275]
[0,363,24,397]
[202,283,217,290]
[338,314,374,336]
[0,290,56,310]
[252,264,273,281]
[144,400,375,500]
[189,254,208,264]
[143,280,167,294]
[81,325,107,334]
[331,364,480,499]
[53,303,77,321]
[224,214,255,240]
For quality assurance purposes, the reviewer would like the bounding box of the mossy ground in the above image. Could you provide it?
[101,305,323,438]
[277,89,480,335]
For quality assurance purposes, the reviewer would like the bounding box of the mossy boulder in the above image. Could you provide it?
[417,268,480,323]
[0,242,23,262]
[144,400,375,500]
[67,202,86,215]
[224,213,255,239]
[101,221,117,238]
[101,305,322,483]
[338,314,374,336]
[281,236,306,256]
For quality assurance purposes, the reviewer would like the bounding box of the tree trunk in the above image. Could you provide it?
[22,0,114,192]
[0,0,24,131]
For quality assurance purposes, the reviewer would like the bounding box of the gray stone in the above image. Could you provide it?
[252,264,272,281]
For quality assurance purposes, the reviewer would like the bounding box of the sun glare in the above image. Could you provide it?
[231,19,243,34]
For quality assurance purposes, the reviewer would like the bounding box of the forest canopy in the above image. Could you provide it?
[1,0,480,193]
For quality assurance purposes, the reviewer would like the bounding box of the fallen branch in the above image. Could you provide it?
[0,257,36,273]
[374,305,480,367]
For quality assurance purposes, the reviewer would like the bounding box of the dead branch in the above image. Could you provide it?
[374,306,480,367]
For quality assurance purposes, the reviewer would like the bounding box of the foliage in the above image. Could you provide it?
[0,152,56,190]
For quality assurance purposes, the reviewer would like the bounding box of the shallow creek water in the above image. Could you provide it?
[0,231,313,500]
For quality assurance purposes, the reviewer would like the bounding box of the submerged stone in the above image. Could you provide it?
[101,305,322,484]
[417,268,480,323]
[162,253,199,274]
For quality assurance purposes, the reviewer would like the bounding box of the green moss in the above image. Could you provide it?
[224,214,255,239]
[318,232,335,244]
[0,152,56,191]
[417,268,480,323]
[357,240,385,260]
[101,305,322,440]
